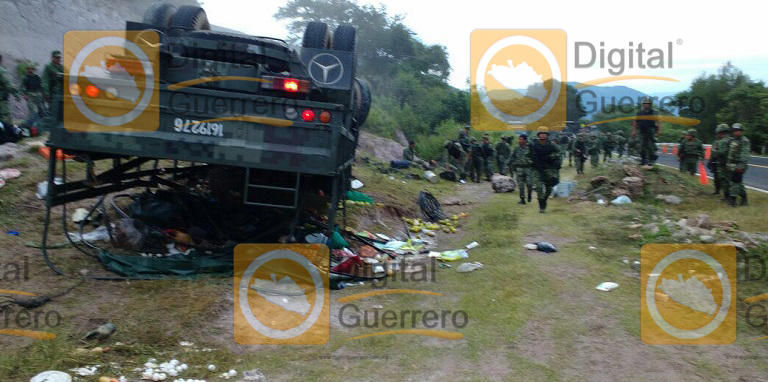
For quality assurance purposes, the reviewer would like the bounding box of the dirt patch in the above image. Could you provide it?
[512,318,557,365]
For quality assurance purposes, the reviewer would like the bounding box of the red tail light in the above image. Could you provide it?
[85,85,100,98]
[319,110,332,123]
[301,109,315,122]
[262,76,310,93]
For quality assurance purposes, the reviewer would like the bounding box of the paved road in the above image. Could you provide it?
[652,150,768,192]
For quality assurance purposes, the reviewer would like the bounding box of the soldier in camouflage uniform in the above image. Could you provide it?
[468,137,482,183]
[403,140,431,170]
[711,124,732,199]
[529,126,561,213]
[480,134,494,181]
[566,134,575,166]
[632,98,661,166]
[42,50,64,108]
[678,129,703,175]
[443,140,467,182]
[602,132,615,161]
[615,132,627,157]
[22,65,45,117]
[458,126,472,177]
[0,54,20,123]
[587,133,601,169]
[727,123,750,206]
[573,133,587,174]
[495,135,511,175]
[628,134,639,157]
[509,134,533,204]
[677,131,687,171]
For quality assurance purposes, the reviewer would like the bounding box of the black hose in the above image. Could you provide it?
[418,190,445,222]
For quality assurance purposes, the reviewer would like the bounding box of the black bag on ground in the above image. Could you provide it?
[439,171,457,182]
[127,190,192,229]
[390,160,411,169]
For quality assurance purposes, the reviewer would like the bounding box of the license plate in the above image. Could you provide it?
[173,118,224,137]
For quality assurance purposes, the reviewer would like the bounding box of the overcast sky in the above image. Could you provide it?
[203,0,768,94]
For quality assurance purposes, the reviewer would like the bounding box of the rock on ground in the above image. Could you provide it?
[491,174,516,193]
[0,143,23,161]
[656,194,682,205]
[643,223,660,235]
[621,177,644,197]
[590,176,610,189]
[611,188,630,198]
[623,164,644,179]
[357,132,405,162]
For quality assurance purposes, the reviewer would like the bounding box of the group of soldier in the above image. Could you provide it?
[0,50,65,123]
[708,123,751,207]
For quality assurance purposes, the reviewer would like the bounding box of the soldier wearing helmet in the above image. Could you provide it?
[631,98,661,167]
[678,128,703,175]
[726,123,750,206]
[528,126,561,213]
[710,123,732,199]
[573,133,587,174]
[443,139,467,182]
[586,132,601,169]
[510,134,533,204]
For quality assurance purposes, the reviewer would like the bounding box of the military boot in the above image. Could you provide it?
[527,187,532,202]
[538,199,546,213]
[741,194,748,206]
[518,189,526,205]
[712,180,720,195]
[728,196,737,207]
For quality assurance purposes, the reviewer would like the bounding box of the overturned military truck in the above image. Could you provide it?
[41,3,371,279]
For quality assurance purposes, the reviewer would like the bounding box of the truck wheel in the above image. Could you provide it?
[332,24,356,52]
[352,78,371,130]
[170,5,211,30]
[302,21,331,49]
[142,3,177,28]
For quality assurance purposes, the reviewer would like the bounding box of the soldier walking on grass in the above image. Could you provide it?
[573,133,587,174]
[480,134,494,181]
[726,123,750,207]
[510,134,533,205]
[529,127,561,213]
[602,132,615,161]
[22,65,45,117]
[495,135,511,175]
[587,133,600,169]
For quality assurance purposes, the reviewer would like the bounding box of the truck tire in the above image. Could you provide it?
[352,78,371,130]
[332,24,356,52]
[170,5,211,30]
[142,3,177,28]
[302,21,331,49]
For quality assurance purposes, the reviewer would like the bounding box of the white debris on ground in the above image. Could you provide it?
[70,365,99,376]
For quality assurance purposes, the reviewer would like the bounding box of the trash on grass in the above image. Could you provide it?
[30,371,72,382]
[0,168,21,180]
[595,282,619,292]
[597,199,607,206]
[35,178,63,200]
[71,208,90,223]
[611,195,633,204]
[465,241,479,249]
[67,225,111,243]
[437,249,469,262]
[456,262,484,273]
[524,243,538,250]
[351,179,364,189]
[526,242,558,253]
[6,230,19,236]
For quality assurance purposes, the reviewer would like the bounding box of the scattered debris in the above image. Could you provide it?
[240,368,267,381]
[0,168,21,179]
[30,371,73,382]
[83,322,116,341]
[655,194,682,205]
[595,282,619,292]
[524,244,538,250]
[465,241,479,249]
[68,225,111,243]
[35,178,64,200]
[532,242,557,253]
[699,235,715,243]
[351,179,364,189]
[71,208,90,224]
[372,305,384,310]
[436,250,469,262]
[456,262,484,273]
[70,366,99,377]
[611,195,633,205]
[588,246,597,251]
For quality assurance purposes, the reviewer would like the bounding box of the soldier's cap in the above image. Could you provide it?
[731,123,744,131]
[443,140,452,147]
[642,98,651,104]
[482,133,490,139]
[519,134,528,139]
[500,135,507,139]
[716,123,729,132]
[464,124,471,130]
[51,50,62,57]
[686,129,696,135]
[536,126,549,135]
[577,133,584,137]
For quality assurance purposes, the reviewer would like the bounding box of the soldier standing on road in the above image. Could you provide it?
[678,129,704,175]
[529,127,561,213]
[479,134,495,181]
[42,50,64,109]
[631,98,661,167]
[677,131,687,171]
[573,133,587,174]
[0,54,21,123]
[587,133,601,169]
[602,132,615,161]
[443,140,467,183]
[711,124,732,200]
[495,135,511,175]
[727,123,750,207]
[22,65,44,118]
[403,140,431,170]
[510,134,533,204]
